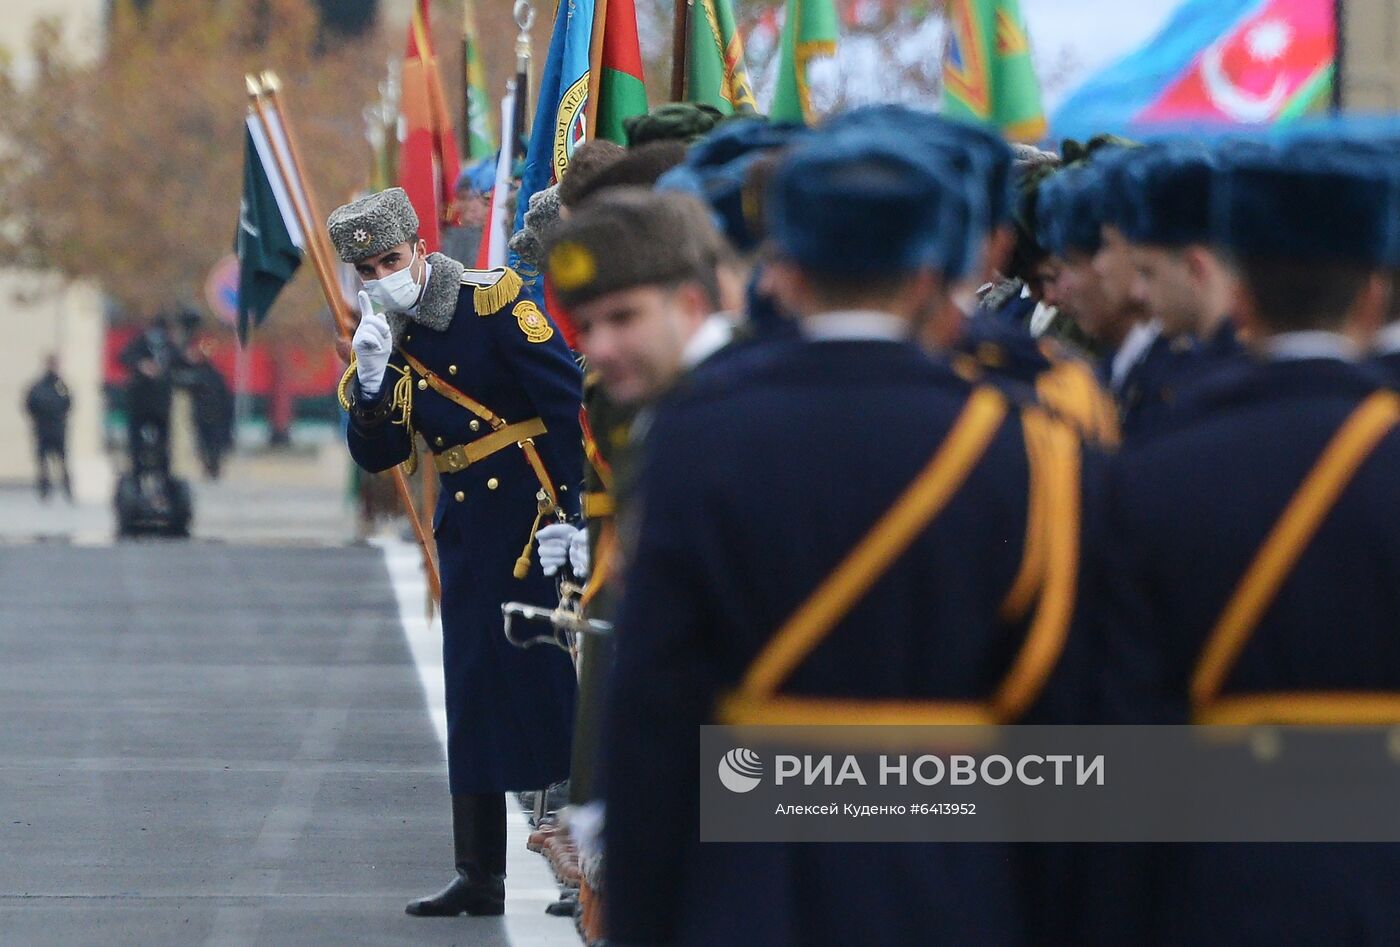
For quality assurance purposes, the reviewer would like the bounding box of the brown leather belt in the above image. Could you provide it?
[433,418,548,474]
[581,491,615,518]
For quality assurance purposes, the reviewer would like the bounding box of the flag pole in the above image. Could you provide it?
[512,0,535,164]
[461,0,475,158]
[259,72,354,337]
[245,78,345,339]
[246,74,443,604]
[670,0,689,102]
[586,0,609,138]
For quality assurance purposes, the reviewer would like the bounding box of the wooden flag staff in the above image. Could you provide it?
[246,72,443,604]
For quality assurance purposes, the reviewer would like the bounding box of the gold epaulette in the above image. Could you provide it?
[460,266,523,316]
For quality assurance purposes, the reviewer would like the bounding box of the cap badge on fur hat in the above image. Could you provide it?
[548,242,598,293]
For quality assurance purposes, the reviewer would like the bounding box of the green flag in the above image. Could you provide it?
[769,0,839,125]
[941,0,1046,140]
[462,0,497,159]
[688,0,758,115]
[234,116,302,343]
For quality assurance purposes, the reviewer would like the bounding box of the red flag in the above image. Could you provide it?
[399,0,462,253]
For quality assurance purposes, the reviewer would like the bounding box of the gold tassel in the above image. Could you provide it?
[474,267,523,316]
[386,365,418,476]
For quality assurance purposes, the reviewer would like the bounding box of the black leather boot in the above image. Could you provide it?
[406,793,508,917]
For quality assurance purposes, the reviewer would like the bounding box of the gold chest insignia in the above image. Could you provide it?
[514,300,554,344]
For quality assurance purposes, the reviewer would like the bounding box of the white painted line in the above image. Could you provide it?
[373,537,579,943]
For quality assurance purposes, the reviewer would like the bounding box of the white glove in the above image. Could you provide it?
[537,523,582,577]
[352,290,393,396]
[568,526,591,578]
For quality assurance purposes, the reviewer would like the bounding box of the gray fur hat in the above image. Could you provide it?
[327,187,420,263]
[508,185,563,267]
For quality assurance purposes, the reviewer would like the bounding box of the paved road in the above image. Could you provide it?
[0,541,574,946]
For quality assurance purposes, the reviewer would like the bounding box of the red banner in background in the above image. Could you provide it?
[104,327,343,401]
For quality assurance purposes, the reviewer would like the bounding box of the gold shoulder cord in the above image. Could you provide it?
[1192,391,1400,724]
[336,354,418,474]
[716,390,1083,729]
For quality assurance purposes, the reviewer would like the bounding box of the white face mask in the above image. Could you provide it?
[364,246,423,312]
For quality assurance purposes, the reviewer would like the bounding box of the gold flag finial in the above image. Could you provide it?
[245,73,263,98]
[260,70,282,94]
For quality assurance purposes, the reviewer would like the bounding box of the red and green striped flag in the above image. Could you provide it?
[769,0,840,125]
[399,0,461,252]
[942,0,1047,140]
[593,0,649,145]
[689,0,758,114]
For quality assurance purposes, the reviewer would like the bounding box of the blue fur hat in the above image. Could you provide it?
[1213,149,1398,266]
[1035,165,1104,257]
[767,128,972,278]
[655,118,808,252]
[1117,142,1218,248]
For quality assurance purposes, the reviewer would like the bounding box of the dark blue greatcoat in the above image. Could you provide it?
[348,270,582,794]
[602,338,1101,947]
[1095,355,1400,946]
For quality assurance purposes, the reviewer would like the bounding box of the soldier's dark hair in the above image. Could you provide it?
[798,269,931,312]
[568,141,688,208]
[1236,259,1375,333]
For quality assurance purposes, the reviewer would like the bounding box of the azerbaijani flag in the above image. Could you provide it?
[689,0,759,115]
[399,0,462,254]
[769,0,839,125]
[941,0,1047,141]
[1053,0,1335,141]
[595,0,649,144]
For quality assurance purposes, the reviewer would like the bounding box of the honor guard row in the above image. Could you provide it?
[330,102,1400,945]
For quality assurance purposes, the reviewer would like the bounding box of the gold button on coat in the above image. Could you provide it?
[454,491,465,502]
[448,365,458,375]
[469,419,481,432]
[434,436,444,447]
[417,379,428,390]
[487,478,499,490]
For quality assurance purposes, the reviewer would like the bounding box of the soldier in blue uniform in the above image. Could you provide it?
[601,127,1096,946]
[817,105,1118,447]
[328,187,583,917]
[1098,145,1400,944]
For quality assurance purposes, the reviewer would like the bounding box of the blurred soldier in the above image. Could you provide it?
[1110,142,1248,440]
[1099,145,1400,944]
[24,354,73,502]
[536,188,734,796]
[329,187,583,917]
[440,159,495,265]
[657,117,810,341]
[119,316,180,475]
[823,105,1119,448]
[182,341,235,479]
[602,128,1092,946]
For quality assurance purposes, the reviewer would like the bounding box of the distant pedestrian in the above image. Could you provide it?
[183,342,235,479]
[24,354,72,501]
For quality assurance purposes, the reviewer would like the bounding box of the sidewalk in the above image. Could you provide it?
[0,441,359,547]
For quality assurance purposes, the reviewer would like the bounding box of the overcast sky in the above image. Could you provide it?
[1024,0,1182,109]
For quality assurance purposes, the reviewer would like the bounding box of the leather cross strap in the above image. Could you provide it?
[400,351,504,429]
[398,349,560,509]
[1192,391,1400,723]
[716,389,1082,727]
